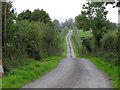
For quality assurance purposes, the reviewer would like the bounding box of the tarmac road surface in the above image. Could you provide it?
[22,30,112,88]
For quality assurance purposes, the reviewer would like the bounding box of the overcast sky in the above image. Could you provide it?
[12,0,118,23]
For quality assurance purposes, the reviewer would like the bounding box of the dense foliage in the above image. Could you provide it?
[17,9,51,24]
[52,19,61,31]
[74,1,119,65]
[75,2,110,48]
[61,18,74,29]
[3,2,65,73]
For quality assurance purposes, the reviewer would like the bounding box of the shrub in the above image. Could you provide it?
[100,31,118,64]
[101,31,117,52]
[3,20,64,73]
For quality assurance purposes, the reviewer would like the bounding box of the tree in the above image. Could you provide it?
[17,9,52,24]
[61,18,74,29]
[2,1,16,46]
[75,2,109,48]
[31,9,51,23]
[17,9,31,21]
[52,19,61,31]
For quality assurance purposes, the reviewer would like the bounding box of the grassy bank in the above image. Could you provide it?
[2,56,63,88]
[71,30,119,88]
[71,36,79,57]
[62,34,67,58]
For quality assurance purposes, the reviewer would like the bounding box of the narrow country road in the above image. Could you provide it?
[22,30,112,88]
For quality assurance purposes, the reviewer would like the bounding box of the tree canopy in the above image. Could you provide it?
[62,18,74,29]
[52,19,61,31]
[17,9,51,24]
[75,2,109,47]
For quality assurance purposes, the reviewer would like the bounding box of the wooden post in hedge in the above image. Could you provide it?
[3,0,6,48]
[0,0,6,77]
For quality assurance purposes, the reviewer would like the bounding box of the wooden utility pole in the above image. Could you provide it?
[0,0,6,77]
[3,0,6,47]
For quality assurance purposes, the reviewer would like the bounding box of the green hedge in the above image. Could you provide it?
[3,20,64,73]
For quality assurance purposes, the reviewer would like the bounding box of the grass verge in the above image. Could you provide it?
[71,35,79,57]
[2,56,63,89]
[62,34,67,58]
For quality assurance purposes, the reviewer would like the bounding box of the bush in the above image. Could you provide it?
[72,29,118,65]
[3,20,64,73]
[101,31,117,52]
[72,30,94,55]
[100,31,118,64]
[3,2,64,74]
